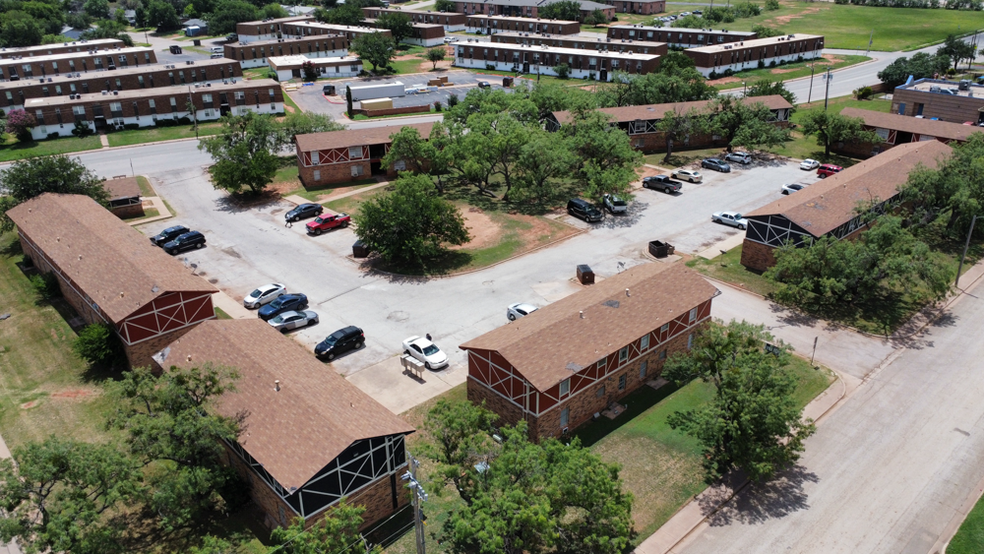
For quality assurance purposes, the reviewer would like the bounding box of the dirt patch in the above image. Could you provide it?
[769,5,823,25]
[707,76,741,86]
[51,389,94,399]
[451,208,501,250]
[20,400,40,409]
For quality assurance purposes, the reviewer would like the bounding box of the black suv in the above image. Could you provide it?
[163,231,206,255]
[285,203,324,223]
[315,326,365,361]
[258,293,308,320]
[151,225,190,247]
[567,198,604,223]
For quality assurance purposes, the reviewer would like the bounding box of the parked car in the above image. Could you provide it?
[602,194,628,214]
[243,283,286,309]
[268,310,319,332]
[711,211,748,230]
[257,293,308,321]
[642,175,683,193]
[506,302,538,321]
[443,36,459,43]
[150,225,190,247]
[725,151,752,165]
[402,335,449,370]
[800,158,820,170]
[567,198,604,222]
[306,212,350,235]
[225,33,238,42]
[693,9,702,14]
[163,231,206,255]
[817,164,843,178]
[701,158,731,173]
[315,326,365,360]
[781,183,808,195]
[477,81,491,89]
[285,203,324,223]
[672,169,703,183]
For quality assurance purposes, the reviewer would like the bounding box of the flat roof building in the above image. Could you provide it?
[0,46,157,81]
[465,14,581,35]
[236,15,314,42]
[455,0,615,21]
[607,25,756,48]
[490,31,667,57]
[0,39,124,59]
[280,21,392,41]
[268,55,363,81]
[223,35,350,68]
[890,78,984,124]
[683,33,823,77]
[604,0,666,15]
[362,7,467,31]
[363,18,446,46]
[453,40,660,80]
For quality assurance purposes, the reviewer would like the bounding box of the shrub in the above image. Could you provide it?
[434,100,442,112]
[758,60,765,69]
[29,273,60,301]
[71,120,93,138]
[46,133,59,140]
[765,0,780,9]
[72,323,123,366]
[588,72,596,80]
[447,93,459,107]
[485,63,495,70]
[854,86,874,100]
[124,123,140,130]
[553,63,571,79]
[709,71,719,79]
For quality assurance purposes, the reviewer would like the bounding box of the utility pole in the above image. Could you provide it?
[955,215,979,288]
[823,68,832,111]
[807,63,816,104]
[187,85,199,139]
[402,456,428,554]
[865,29,873,57]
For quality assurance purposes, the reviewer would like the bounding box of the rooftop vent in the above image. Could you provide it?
[274,380,281,391]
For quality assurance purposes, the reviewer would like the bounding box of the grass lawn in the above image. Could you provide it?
[105,122,223,147]
[0,135,103,163]
[136,176,156,197]
[284,179,380,203]
[122,207,161,223]
[687,245,776,298]
[214,307,233,320]
[242,67,275,80]
[714,55,870,91]
[948,492,984,554]
[283,92,301,113]
[389,58,428,75]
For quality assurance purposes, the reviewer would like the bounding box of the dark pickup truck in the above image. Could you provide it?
[642,175,683,193]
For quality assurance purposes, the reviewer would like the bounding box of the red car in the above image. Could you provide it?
[306,212,350,235]
[817,164,843,178]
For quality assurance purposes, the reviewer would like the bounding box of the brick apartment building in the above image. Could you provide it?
[460,262,718,441]
[456,0,615,20]
[103,176,144,219]
[833,107,979,158]
[547,95,793,152]
[605,0,665,15]
[0,58,242,114]
[465,14,581,34]
[491,32,667,57]
[268,55,363,81]
[280,20,392,42]
[236,15,314,42]
[223,35,350,68]
[363,18,447,46]
[0,38,124,59]
[684,33,824,77]
[6,194,217,369]
[890,78,984,124]
[0,46,156,81]
[740,140,952,271]
[295,122,434,188]
[606,25,756,49]
[26,79,284,139]
[154,319,415,531]
[362,7,467,31]
[453,40,660,80]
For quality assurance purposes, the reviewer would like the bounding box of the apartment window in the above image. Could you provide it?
[69,84,76,93]
[69,60,76,71]
[687,334,694,350]
[144,52,151,62]
[659,350,667,360]
[560,407,569,428]
[351,165,363,177]
[21,64,32,78]
[597,358,606,371]
[202,94,212,103]
[4,91,11,101]
[168,71,175,85]
[313,170,321,181]
[559,378,570,396]
[115,78,121,89]
[618,374,626,391]
[639,360,648,379]
[619,346,628,364]
[109,102,122,112]
[597,385,605,398]
[640,335,650,350]
[348,146,362,158]
[94,58,103,69]
[689,307,697,323]
[35,109,43,121]
[148,99,156,113]
[660,323,669,333]
[41,87,49,97]
[178,71,186,84]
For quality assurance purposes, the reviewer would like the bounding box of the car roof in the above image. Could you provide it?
[511,302,538,311]
[164,225,188,233]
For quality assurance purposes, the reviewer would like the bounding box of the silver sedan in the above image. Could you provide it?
[268,310,319,332]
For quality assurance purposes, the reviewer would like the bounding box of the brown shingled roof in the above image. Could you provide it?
[157,319,414,492]
[551,95,793,126]
[460,262,718,392]
[746,140,952,237]
[295,122,434,153]
[6,194,216,323]
[102,177,141,202]
[841,107,981,142]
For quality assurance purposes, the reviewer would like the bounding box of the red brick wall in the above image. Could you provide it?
[298,160,374,188]
[467,376,526,429]
[739,238,776,272]
[0,48,156,81]
[109,203,144,219]
[350,105,430,117]
[224,36,350,62]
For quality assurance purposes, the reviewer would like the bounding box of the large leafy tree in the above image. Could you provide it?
[377,12,413,44]
[0,155,109,232]
[709,96,791,152]
[538,0,581,20]
[270,500,367,554]
[380,123,454,193]
[0,15,44,47]
[206,0,260,35]
[199,111,280,195]
[655,107,711,163]
[0,437,141,554]
[419,399,498,505]
[599,58,715,108]
[664,320,816,482]
[939,34,975,70]
[799,109,881,157]
[511,130,577,208]
[106,364,243,531]
[564,108,642,200]
[274,111,344,151]
[351,32,396,72]
[147,1,181,32]
[876,52,951,90]
[353,173,470,267]
[745,79,795,105]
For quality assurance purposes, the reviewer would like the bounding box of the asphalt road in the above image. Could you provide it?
[677,283,984,554]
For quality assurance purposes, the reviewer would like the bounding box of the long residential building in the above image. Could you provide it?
[889,78,984,124]
[455,0,615,21]
[683,33,824,77]
[0,58,243,114]
[490,32,667,57]
[236,15,314,42]
[740,140,952,272]
[0,46,157,82]
[465,14,581,34]
[453,40,659,79]
[834,107,981,158]
[25,79,283,139]
[362,7,467,31]
[605,0,665,15]
[223,35,351,68]
[268,55,363,81]
[0,39,124,59]
[363,18,446,46]
[281,20,392,41]
[606,25,756,49]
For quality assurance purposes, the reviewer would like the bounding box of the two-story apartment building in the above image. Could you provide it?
[453,40,660,80]
[223,35,350,68]
[362,7,467,31]
[606,25,756,49]
[0,39,124,59]
[683,33,824,77]
[490,32,667,57]
[465,14,581,34]
[889,78,984,124]
[0,46,157,81]
[280,21,392,42]
[456,0,614,21]
[236,15,314,42]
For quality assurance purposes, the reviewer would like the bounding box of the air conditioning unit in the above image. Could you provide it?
[113,90,118,95]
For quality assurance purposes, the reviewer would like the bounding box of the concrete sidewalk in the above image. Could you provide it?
[345,356,467,414]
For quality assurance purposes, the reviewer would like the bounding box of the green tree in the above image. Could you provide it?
[939,34,975,70]
[381,125,437,176]
[351,32,395,71]
[0,437,141,554]
[709,96,791,152]
[198,111,280,195]
[586,8,608,25]
[751,23,782,37]
[435,0,456,10]
[72,322,124,367]
[270,500,367,554]
[419,399,498,504]
[316,3,365,25]
[80,19,135,45]
[275,111,344,151]
[655,107,711,163]
[877,52,951,89]
[377,11,413,44]
[745,79,795,105]
[599,65,716,107]
[0,16,43,47]
[83,0,110,19]
[346,85,354,117]
[799,109,881,157]
[206,0,260,35]
[422,45,446,69]
[353,173,470,267]
[0,155,109,232]
[260,2,289,18]
[538,0,581,21]
[134,4,147,27]
[114,7,128,25]
[147,1,181,31]
[106,364,243,531]
[664,320,815,482]
[511,130,577,208]
[566,108,642,200]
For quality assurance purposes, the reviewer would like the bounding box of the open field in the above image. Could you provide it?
[0,135,103,162]
[104,122,223,147]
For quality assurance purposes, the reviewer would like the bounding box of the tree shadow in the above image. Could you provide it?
[767,301,820,329]
[703,464,819,526]
[213,189,285,214]
[598,201,648,229]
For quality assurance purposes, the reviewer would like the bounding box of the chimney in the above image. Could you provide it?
[275,380,281,391]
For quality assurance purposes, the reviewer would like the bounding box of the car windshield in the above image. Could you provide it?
[322,335,337,346]
[422,344,440,356]
[250,288,263,297]
[735,214,743,219]
[314,216,326,223]
[270,297,286,308]
[271,314,285,323]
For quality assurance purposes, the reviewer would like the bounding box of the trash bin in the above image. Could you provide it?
[577,264,594,285]
[352,240,370,258]
[192,39,201,46]
[648,240,675,258]
[502,77,514,87]
[169,45,182,54]
[322,84,336,95]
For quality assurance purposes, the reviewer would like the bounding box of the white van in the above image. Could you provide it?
[210,46,224,54]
